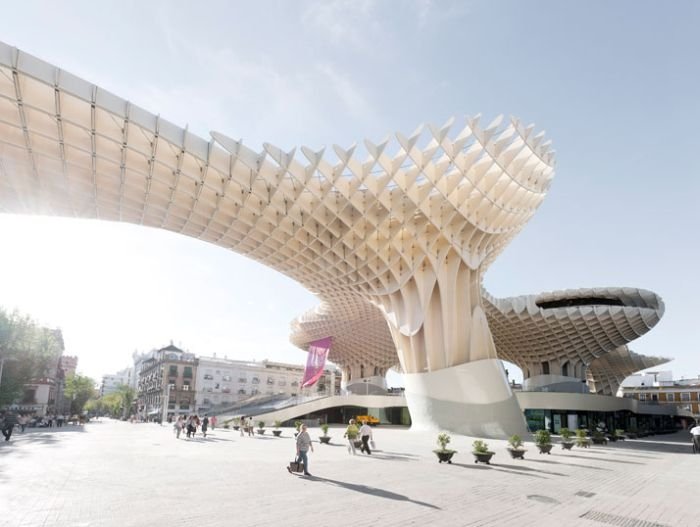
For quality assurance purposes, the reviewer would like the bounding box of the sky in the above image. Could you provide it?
[0,0,698,385]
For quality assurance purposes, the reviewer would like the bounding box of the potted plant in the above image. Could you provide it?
[507,434,526,459]
[472,439,495,464]
[534,429,553,454]
[232,417,240,431]
[272,420,282,437]
[614,429,626,441]
[294,420,302,438]
[256,420,266,435]
[626,428,638,439]
[319,423,331,444]
[575,428,590,448]
[560,428,575,450]
[433,432,457,463]
[591,430,607,445]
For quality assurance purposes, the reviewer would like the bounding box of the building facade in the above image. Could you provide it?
[100,367,134,396]
[136,344,197,421]
[621,372,700,417]
[194,356,340,415]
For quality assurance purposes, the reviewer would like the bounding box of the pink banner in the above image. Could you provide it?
[301,337,332,388]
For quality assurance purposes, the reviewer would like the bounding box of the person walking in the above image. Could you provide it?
[201,415,209,438]
[186,415,195,438]
[239,416,245,437]
[1,412,18,442]
[247,417,254,437]
[175,416,184,439]
[690,421,700,452]
[210,416,217,430]
[359,420,373,455]
[291,423,314,476]
[344,419,359,455]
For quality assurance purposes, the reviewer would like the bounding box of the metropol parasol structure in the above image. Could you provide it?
[0,42,667,436]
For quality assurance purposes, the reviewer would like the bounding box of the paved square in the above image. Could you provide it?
[0,420,697,526]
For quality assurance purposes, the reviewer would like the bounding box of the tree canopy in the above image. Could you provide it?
[0,308,65,407]
[64,374,97,415]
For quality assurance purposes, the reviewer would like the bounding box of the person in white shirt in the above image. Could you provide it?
[689,423,700,452]
[359,420,373,455]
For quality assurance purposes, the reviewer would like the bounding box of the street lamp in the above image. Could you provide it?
[363,378,370,396]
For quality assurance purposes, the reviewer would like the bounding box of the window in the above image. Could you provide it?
[251,388,259,395]
[203,374,213,380]
[639,393,646,401]
[169,365,178,376]
[168,383,176,390]
[179,403,189,410]
[561,361,569,377]
[278,380,286,386]
[651,394,658,402]
[267,377,275,385]
[214,383,220,389]
[541,361,550,375]
[222,375,231,381]
[681,393,691,402]
[183,367,193,379]
[182,385,189,391]
[667,393,675,402]
[239,377,247,383]
[222,387,231,394]
[238,389,247,395]
[252,377,260,385]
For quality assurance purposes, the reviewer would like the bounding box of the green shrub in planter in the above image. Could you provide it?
[472,439,495,464]
[433,432,457,463]
[575,428,590,448]
[534,429,553,454]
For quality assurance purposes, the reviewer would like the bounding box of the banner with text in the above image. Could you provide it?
[301,337,332,388]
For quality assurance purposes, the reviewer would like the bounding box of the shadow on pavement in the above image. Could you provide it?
[356,452,414,462]
[451,462,548,479]
[307,476,441,509]
[560,453,644,465]
[586,432,695,455]
[5,426,87,447]
[495,462,569,477]
[526,458,612,471]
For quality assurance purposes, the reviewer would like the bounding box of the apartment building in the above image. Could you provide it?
[194,356,341,415]
[137,343,197,421]
[621,371,700,416]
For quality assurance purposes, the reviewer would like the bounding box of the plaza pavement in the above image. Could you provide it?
[0,419,697,527]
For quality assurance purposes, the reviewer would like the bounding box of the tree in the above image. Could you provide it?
[83,384,135,419]
[116,384,136,418]
[0,308,64,407]
[64,374,96,415]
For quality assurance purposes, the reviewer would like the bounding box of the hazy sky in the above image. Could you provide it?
[0,1,698,384]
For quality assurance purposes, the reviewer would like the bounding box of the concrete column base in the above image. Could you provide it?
[403,359,528,438]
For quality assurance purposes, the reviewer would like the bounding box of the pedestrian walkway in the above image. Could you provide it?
[0,419,697,526]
